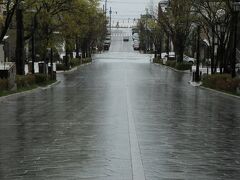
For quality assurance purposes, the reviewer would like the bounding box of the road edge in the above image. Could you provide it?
[0,80,61,101]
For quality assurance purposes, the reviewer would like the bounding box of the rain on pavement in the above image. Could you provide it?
[0,28,240,180]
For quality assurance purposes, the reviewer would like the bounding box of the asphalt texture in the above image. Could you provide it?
[0,28,240,180]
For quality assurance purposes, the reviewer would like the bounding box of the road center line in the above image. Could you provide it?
[126,88,146,180]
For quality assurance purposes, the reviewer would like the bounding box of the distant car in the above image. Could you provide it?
[104,40,111,50]
[133,39,139,44]
[105,35,111,40]
[104,43,110,50]
[133,42,140,50]
[104,39,111,45]
[183,55,196,64]
[123,36,129,41]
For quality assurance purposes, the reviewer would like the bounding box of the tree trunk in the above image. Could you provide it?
[15,5,25,75]
[174,33,185,63]
[211,27,215,74]
[76,38,80,59]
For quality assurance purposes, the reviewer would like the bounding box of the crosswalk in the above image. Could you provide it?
[111,33,132,37]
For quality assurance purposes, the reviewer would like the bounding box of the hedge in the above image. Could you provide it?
[165,61,192,71]
[202,74,240,94]
[35,74,49,84]
[70,58,81,67]
[82,58,92,64]
[16,74,36,88]
[0,79,8,91]
[153,58,163,64]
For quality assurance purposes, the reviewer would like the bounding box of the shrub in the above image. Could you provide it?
[153,58,163,64]
[16,74,36,88]
[56,63,68,71]
[202,74,240,93]
[175,62,192,70]
[165,61,192,71]
[166,61,176,68]
[35,74,49,84]
[0,78,8,91]
[82,58,92,64]
[70,58,81,67]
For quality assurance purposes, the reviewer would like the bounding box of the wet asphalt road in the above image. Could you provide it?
[0,28,240,180]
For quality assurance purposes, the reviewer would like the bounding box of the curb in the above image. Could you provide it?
[199,85,240,99]
[156,62,240,99]
[188,81,202,87]
[188,80,240,99]
[153,62,190,74]
[40,80,61,90]
[56,62,92,74]
[0,80,61,101]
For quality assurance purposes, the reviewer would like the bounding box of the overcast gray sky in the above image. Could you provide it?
[100,0,160,26]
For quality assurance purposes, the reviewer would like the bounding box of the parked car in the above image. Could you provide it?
[104,39,111,50]
[132,33,139,40]
[132,27,139,35]
[183,55,196,64]
[104,43,110,50]
[133,41,140,50]
[105,35,111,40]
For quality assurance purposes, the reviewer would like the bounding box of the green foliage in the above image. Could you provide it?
[202,74,240,94]
[56,63,68,71]
[16,74,36,88]
[70,58,81,67]
[0,78,8,91]
[175,62,192,70]
[153,58,163,64]
[23,0,106,61]
[82,58,92,64]
[165,61,192,70]
[16,74,50,88]
[35,74,49,84]
[166,61,177,68]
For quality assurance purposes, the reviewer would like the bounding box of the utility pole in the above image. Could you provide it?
[109,7,112,30]
[16,0,25,75]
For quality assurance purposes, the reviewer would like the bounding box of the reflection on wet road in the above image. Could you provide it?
[0,28,240,180]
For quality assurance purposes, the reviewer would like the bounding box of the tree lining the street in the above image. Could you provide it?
[145,0,239,77]
[0,0,106,74]
[0,0,19,43]
[157,0,193,63]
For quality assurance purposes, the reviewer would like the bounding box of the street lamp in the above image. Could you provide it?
[218,23,226,73]
[109,7,117,32]
[195,25,201,82]
[3,36,9,70]
[231,0,240,77]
